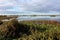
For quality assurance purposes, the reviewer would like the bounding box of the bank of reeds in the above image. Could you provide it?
[0,19,60,40]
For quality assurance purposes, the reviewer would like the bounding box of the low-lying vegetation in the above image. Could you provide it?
[0,15,18,20]
[0,19,60,40]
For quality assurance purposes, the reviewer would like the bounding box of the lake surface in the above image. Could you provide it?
[17,16,60,22]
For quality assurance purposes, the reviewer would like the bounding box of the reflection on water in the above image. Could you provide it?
[17,16,60,22]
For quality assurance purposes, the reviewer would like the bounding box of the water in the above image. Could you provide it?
[17,16,60,22]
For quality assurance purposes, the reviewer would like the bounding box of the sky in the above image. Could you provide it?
[0,0,60,15]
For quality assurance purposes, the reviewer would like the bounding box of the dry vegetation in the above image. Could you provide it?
[0,19,60,40]
[0,15,18,20]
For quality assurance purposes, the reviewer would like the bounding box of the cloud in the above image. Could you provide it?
[14,0,60,12]
[0,0,16,11]
[0,0,16,6]
[0,0,60,13]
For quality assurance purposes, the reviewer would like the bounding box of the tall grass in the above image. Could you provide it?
[0,19,60,40]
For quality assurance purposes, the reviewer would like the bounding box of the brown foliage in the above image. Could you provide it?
[0,19,34,38]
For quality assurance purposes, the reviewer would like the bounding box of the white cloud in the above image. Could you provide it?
[15,0,60,12]
[0,0,16,6]
[0,0,16,11]
[0,0,60,13]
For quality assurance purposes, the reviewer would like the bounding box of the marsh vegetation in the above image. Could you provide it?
[0,18,60,40]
